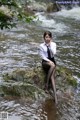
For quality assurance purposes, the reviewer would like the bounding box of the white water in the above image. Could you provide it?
[35,7,80,33]
[55,6,80,20]
[35,12,69,34]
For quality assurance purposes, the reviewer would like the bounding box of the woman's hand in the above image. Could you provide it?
[48,61,54,65]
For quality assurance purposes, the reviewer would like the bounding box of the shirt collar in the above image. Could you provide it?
[44,42,51,47]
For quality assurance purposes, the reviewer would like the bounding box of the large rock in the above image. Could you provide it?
[46,2,61,13]
[1,65,77,101]
[25,1,47,12]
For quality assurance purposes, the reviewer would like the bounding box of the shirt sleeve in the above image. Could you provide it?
[39,45,50,62]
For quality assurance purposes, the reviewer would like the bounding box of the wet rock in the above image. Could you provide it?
[0,93,4,97]
[46,2,61,13]
[0,86,4,97]
[2,65,77,102]
[25,2,47,12]
[77,114,80,119]
[1,82,47,100]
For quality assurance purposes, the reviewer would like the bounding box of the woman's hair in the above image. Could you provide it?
[43,31,52,39]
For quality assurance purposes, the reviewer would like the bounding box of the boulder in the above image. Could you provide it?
[46,2,61,13]
[25,2,47,12]
[1,65,77,101]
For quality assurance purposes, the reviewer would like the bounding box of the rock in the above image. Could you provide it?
[1,65,77,101]
[25,2,47,12]
[46,2,61,13]
[0,86,4,97]
[0,5,12,19]
[1,82,48,100]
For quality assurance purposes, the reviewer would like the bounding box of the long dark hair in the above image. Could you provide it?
[43,31,52,39]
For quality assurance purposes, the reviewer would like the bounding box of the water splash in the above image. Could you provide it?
[35,12,69,33]
[55,6,80,20]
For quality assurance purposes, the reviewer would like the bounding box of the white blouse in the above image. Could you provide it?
[39,41,56,62]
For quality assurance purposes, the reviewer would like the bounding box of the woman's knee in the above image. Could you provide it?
[50,63,56,69]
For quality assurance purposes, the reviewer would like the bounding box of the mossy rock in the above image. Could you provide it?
[2,66,77,100]
[3,67,45,89]
[1,82,47,100]
[56,66,77,87]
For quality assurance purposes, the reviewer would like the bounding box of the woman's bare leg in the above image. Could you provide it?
[46,63,55,88]
[51,68,58,104]
[46,63,57,104]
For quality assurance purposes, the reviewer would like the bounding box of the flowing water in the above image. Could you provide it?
[0,6,80,120]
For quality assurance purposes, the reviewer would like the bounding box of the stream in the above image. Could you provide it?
[0,6,80,120]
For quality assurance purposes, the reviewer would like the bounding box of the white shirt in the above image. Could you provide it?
[39,41,56,62]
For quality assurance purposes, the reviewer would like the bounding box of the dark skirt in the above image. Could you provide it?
[42,57,56,74]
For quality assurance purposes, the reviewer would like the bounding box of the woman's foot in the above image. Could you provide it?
[43,84,49,93]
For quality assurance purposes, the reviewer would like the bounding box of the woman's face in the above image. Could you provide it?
[44,34,52,44]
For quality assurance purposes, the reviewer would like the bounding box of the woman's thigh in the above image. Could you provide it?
[42,61,50,73]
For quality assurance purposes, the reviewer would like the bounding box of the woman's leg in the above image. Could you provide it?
[42,61,57,103]
[46,62,57,103]
[51,66,58,104]
[46,63,56,88]
[42,61,56,90]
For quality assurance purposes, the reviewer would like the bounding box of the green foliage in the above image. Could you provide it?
[0,0,18,7]
[0,14,16,29]
[0,0,35,29]
[57,66,78,87]
[66,75,77,87]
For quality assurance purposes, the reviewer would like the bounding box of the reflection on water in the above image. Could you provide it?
[42,99,58,120]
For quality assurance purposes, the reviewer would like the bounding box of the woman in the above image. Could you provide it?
[39,31,57,94]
